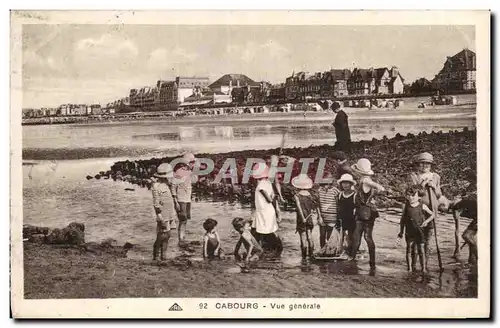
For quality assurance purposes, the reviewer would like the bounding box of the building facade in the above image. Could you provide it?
[208,74,259,96]
[347,66,404,95]
[269,83,286,103]
[156,77,210,110]
[285,69,352,101]
[432,49,476,93]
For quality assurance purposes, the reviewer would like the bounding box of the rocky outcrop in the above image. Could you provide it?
[92,128,477,209]
[23,223,135,258]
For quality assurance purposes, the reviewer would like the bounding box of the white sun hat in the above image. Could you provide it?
[291,174,313,190]
[338,173,357,186]
[252,162,270,179]
[351,158,374,176]
[154,163,174,179]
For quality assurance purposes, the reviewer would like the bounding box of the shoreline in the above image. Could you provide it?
[22,95,476,126]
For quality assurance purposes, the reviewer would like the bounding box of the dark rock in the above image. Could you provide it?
[100,238,118,248]
[23,224,50,239]
[28,234,46,243]
[123,242,134,250]
[94,174,101,180]
[86,175,93,180]
[46,222,85,245]
[124,188,135,192]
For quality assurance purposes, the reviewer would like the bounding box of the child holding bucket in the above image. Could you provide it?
[292,174,319,263]
[350,158,386,270]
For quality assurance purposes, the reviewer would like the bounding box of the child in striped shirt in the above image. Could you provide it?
[317,174,340,249]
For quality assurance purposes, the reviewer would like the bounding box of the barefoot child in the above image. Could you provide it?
[232,217,263,265]
[406,152,443,269]
[337,174,357,256]
[292,174,318,263]
[317,172,339,249]
[151,163,177,261]
[350,158,386,270]
[203,218,222,259]
[397,186,435,272]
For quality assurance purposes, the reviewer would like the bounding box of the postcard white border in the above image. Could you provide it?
[10,10,491,319]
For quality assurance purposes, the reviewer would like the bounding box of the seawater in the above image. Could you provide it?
[21,106,477,297]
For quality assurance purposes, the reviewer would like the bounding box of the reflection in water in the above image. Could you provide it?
[23,110,475,161]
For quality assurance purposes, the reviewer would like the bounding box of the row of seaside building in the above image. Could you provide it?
[23,49,476,117]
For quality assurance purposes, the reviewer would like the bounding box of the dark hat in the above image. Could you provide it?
[332,151,347,161]
[203,218,218,232]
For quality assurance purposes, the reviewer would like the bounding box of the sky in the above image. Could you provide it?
[22,24,475,108]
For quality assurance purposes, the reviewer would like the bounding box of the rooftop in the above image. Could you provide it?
[208,74,259,89]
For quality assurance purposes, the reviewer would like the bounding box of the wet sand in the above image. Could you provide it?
[23,242,477,299]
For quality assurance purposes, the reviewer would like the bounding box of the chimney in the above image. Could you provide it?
[229,80,232,88]
[237,80,240,87]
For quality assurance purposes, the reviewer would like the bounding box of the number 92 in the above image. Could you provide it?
[199,303,208,309]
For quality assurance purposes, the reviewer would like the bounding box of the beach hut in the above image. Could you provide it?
[395,99,404,108]
[449,96,458,105]
[361,100,371,107]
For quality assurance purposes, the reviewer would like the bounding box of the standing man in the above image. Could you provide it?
[172,152,196,247]
[332,101,352,153]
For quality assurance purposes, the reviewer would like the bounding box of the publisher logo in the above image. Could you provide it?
[169,303,183,311]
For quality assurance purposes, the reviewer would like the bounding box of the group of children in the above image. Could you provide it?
[152,150,474,274]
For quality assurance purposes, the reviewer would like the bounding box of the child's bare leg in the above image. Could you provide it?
[411,242,417,272]
[319,226,327,249]
[153,237,160,260]
[405,241,411,271]
[339,231,346,255]
[363,223,376,269]
[462,229,477,265]
[299,232,307,260]
[326,226,334,241]
[160,231,171,260]
[178,220,187,244]
[417,243,426,272]
[305,229,314,257]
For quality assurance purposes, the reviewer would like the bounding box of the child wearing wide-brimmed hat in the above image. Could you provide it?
[151,163,177,261]
[337,173,357,256]
[350,158,386,270]
[171,152,197,246]
[252,162,283,257]
[405,152,443,269]
[292,174,319,263]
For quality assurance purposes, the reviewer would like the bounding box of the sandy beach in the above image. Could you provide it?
[22,126,477,299]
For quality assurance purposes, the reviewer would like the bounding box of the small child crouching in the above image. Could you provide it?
[397,186,435,272]
[232,217,264,266]
[203,218,222,260]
